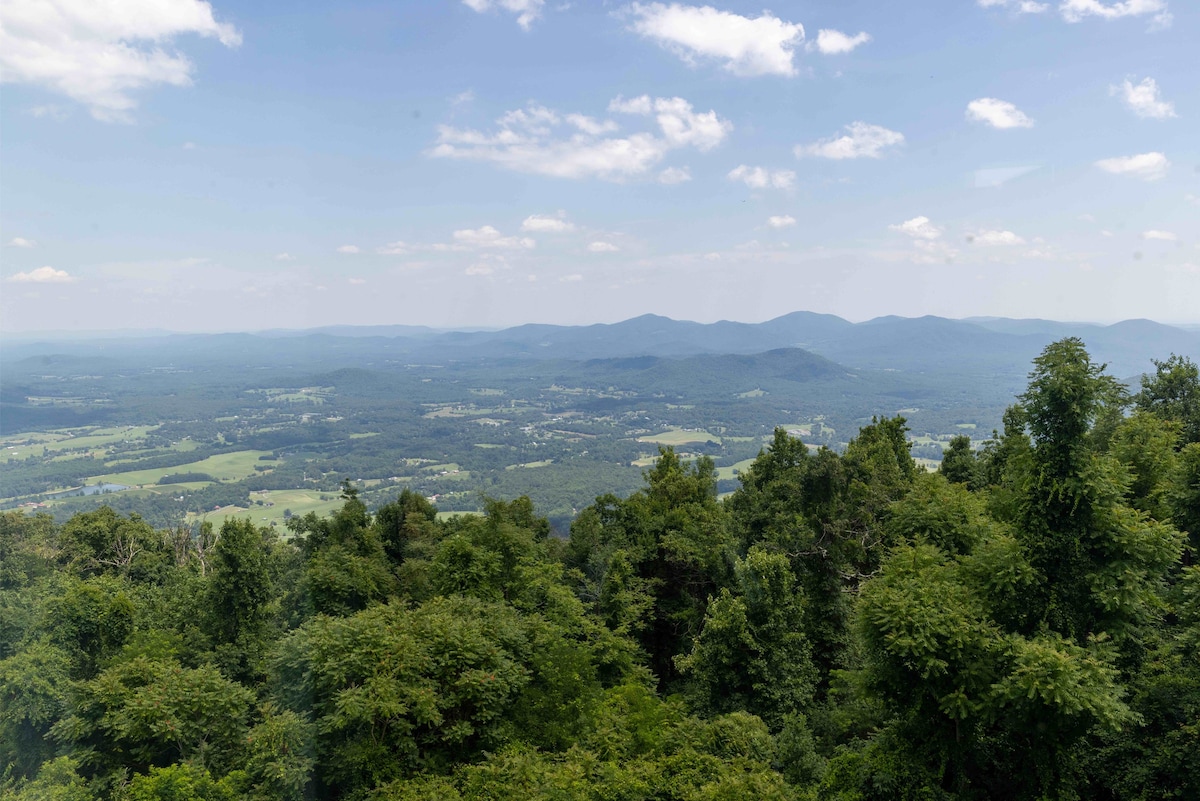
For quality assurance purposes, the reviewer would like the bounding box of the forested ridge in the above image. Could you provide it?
[2,340,1198,800]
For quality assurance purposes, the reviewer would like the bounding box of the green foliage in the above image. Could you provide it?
[677,547,816,730]
[938,434,978,488]
[1137,354,1200,445]
[0,642,71,780]
[51,657,253,782]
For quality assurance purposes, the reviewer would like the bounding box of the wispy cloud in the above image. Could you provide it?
[7,237,37,248]
[796,122,904,159]
[1060,0,1168,24]
[337,245,361,254]
[728,165,795,190]
[6,266,76,283]
[462,0,545,30]
[1095,151,1169,180]
[1111,77,1176,119]
[432,96,730,181]
[521,213,575,232]
[968,229,1026,246]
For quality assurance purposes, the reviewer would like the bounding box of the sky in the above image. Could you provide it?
[1,0,1197,333]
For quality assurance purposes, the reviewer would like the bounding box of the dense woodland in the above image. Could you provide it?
[2,339,1198,800]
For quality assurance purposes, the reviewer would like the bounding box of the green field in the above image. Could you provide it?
[191,488,344,527]
[93,450,277,487]
[636,427,721,446]
[506,460,553,470]
[716,458,757,481]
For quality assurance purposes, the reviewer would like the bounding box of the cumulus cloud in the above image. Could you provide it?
[337,245,361,254]
[1095,151,1169,180]
[588,242,620,252]
[8,237,37,248]
[559,274,584,282]
[767,215,796,229]
[796,122,904,159]
[347,277,366,285]
[432,96,730,181]
[453,226,535,249]
[1112,77,1176,119]
[727,165,795,190]
[274,252,295,261]
[1142,230,1177,241]
[461,0,544,30]
[966,98,1034,129]
[890,216,943,240]
[6,266,75,283]
[968,229,1025,246]
[1060,0,1168,23]
[626,3,805,77]
[0,0,241,122]
[811,29,871,54]
[521,213,574,232]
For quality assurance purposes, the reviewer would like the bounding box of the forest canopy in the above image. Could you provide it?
[1,339,1197,800]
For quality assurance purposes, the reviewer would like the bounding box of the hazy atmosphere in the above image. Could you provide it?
[2,0,1197,332]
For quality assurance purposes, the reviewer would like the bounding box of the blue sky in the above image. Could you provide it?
[1,0,1196,332]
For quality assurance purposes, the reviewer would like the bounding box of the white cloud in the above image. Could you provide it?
[588,242,620,252]
[626,3,805,77]
[465,262,495,276]
[811,29,871,54]
[521,213,574,232]
[451,89,475,105]
[0,0,241,122]
[890,216,943,240]
[727,165,795,189]
[27,104,70,120]
[566,114,619,135]
[337,244,361,254]
[796,122,904,159]
[453,226,535,249]
[766,215,796,229]
[978,0,1050,13]
[6,266,75,283]
[182,141,197,150]
[966,98,1034,129]
[560,273,584,282]
[462,0,545,30]
[1112,77,1176,119]
[1142,230,1177,241]
[274,252,295,261]
[348,277,366,285]
[1060,0,1167,23]
[969,229,1026,246]
[7,237,37,248]
[432,96,730,181]
[374,242,408,255]
[658,166,692,184]
[1095,151,1169,180]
